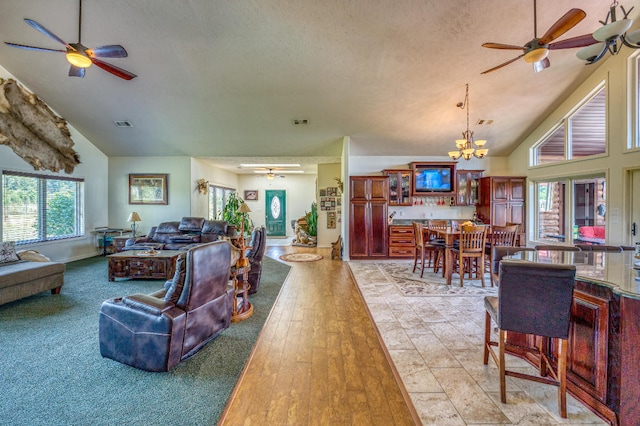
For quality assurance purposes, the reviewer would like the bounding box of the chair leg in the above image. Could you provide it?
[489,255,494,287]
[499,329,507,404]
[483,311,491,365]
[412,246,418,273]
[558,338,568,418]
[420,247,426,278]
[479,255,485,287]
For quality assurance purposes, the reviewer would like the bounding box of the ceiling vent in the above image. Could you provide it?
[476,119,493,125]
[292,119,310,126]
[113,120,133,128]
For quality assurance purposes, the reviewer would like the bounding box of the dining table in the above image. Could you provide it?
[429,226,493,286]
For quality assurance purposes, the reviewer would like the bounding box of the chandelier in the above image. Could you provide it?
[576,1,640,64]
[448,84,489,161]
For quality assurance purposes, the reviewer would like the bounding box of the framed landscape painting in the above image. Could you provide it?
[129,174,168,205]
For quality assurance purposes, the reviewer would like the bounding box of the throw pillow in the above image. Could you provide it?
[17,249,51,262]
[0,242,20,263]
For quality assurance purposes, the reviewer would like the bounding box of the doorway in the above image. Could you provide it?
[265,190,286,237]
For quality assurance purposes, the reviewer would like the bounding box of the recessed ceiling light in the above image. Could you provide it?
[240,163,301,168]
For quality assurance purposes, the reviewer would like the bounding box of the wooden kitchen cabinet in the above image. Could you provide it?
[456,170,483,206]
[383,169,412,206]
[476,176,526,245]
[388,225,415,258]
[349,176,389,259]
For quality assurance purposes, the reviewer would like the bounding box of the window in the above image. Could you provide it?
[2,171,85,244]
[532,85,606,166]
[208,185,234,220]
[533,175,606,245]
[632,54,640,149]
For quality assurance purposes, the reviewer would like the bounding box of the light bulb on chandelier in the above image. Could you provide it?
[448,84,489,161]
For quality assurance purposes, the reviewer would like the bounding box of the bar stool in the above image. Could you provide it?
[483,260,576,418]
[485,225,518,286]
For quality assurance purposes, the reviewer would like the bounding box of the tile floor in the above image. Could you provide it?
[349,261,608,426]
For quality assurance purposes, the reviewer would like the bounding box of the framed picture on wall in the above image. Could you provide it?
[129,174,168,205]
[244,190,258,201]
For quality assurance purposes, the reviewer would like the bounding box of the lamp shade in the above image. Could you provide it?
[238,203,252,213]
[593,19,633,42]
[127,212,141,222]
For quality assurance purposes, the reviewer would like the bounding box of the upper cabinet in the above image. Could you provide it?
[383,169,412,206]
[456,170,483,206]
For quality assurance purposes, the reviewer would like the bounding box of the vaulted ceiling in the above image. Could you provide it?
[0,0,635,173]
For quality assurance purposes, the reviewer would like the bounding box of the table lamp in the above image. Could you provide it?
[127,211,141,237]
[236,202,251,267]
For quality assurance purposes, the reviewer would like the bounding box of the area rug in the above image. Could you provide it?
[0,255,290,426]
[279,253,323,262]
[348,261,497,296]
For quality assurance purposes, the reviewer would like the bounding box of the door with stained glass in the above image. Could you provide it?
[265,190,286,236]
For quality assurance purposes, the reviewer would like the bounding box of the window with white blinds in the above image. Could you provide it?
[2,170,85,244]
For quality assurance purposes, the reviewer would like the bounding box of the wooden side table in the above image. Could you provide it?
[230,264,253,322]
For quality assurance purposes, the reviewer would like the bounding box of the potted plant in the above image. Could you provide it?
[219,192,253,236]
[306,202,318,241]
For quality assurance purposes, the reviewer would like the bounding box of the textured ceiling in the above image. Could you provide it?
[0,0,634,173]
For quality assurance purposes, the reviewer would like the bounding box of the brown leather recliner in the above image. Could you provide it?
[98,241,233,372]
[246,226,266,294]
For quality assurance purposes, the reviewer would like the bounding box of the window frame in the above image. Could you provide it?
[530,81,607,167]
[208,184,235,220]
[2,170,85,245]
[628,51,640,150]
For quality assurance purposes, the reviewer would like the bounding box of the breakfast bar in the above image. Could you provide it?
[504,250,640,426]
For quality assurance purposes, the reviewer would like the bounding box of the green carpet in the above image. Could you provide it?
[0,255,290,426]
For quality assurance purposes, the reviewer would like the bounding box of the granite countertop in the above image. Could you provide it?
[391,219,472,226]
[507,250,640,300]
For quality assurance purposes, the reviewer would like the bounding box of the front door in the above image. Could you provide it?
[265,190,286,236]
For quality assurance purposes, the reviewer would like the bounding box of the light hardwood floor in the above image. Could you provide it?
[219,245,418,425]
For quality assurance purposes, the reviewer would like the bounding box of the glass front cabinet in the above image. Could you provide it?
[456,170,483,206]
[383,169,412,206]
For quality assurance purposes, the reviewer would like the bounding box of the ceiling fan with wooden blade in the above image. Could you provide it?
[481,0,597,74]
[4,0,136,80]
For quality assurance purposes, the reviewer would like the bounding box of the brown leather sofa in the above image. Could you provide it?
[98,241,233,371]
[124,217,233,251]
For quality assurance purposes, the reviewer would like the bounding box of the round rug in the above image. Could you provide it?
[279,253,323,262]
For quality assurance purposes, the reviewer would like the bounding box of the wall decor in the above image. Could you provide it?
[244,190,258,201]
[327,187,337,196]
[129,174,168,205]
[320,197,336,211]
[327,212,336,229]
[196,178,209,194]
[319,188,327,197]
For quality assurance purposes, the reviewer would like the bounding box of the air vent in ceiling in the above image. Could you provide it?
[292,119,310,126]
[113,120,133,128]
[476,119,493,125]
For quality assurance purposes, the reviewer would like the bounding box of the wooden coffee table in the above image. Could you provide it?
[107,250,181,281]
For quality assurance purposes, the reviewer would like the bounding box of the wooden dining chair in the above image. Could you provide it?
[412,222,443,277]
[484,260,576,418]
[452,224,488,287]
[485,225,518,286]
[427,220,447,275]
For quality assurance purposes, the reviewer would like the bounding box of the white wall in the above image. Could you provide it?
[237,173,317,240]
[0,66,109,262]
[190,158,239,218]
[508,48,640,246]
[317,163,341,247]
[108,157,191,236]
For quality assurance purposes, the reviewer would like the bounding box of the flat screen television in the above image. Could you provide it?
[413,164,455,194]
